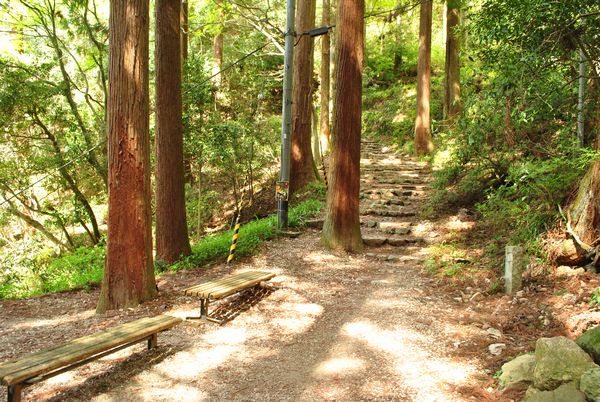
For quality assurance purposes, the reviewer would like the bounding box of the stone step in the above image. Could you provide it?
[363,235,425,247]
[365,252,426,263]
[361,221,413,234]
[361,188,426,197]
[362,184,430,192]
[361,208,417,218]
[361,199,407,207]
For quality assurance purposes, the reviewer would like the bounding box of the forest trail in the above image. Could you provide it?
[0,139,498,402]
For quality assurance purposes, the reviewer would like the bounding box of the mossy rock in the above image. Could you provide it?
[523,382,586,402]
[577,326,600,364]
[534,337,598,391]
[581,368,600,402]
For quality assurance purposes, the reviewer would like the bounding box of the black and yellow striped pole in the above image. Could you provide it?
[227,211,242,267]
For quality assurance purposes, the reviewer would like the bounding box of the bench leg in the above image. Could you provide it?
[8,384,22,402]
[185,298,223,324]
[148,333,158,350]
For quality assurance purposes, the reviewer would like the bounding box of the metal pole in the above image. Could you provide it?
[577,49,586,148]
[277,0,296,229]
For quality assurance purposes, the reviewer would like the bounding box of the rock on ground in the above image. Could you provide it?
[499,353,535,391]
[577,325,600,364]
[581,368,600,402]
[533,336,598,391]
[524,381,586,402]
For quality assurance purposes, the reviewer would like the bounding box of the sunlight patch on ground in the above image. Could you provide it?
[315,357,364,376]
[137,384,205,402]
[405,88,417,98]
[202,327,247,345]
[343,320,475,400]
[412,222,434,236]
[378,157,403,166]
[45,371,75,386]
[445,217,475,231]
[157,345,239,380]
[303,252,340,264]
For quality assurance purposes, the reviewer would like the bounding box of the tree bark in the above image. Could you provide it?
[290,0,317,195]
[555,103,600,266]
[414,0,433,155]
[155,0,191,264]
[321,0,363,252]
[319,0,331,153]
[444,0,461,119]
[98,0,156,313]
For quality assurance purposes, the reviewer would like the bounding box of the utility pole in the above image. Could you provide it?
[277,0,296,229]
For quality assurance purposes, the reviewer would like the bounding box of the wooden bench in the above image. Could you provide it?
[0,315,181,402]
[184,270,276,324]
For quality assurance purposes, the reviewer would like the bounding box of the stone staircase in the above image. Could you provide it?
[359,140,432,263]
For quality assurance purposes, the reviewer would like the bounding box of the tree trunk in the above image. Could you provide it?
[155,0,191,264]
[321,0,363,252]
[553,103,600,266]
[444,0,461,119]
[98,0,156,313]
[319,0,331,153]
[414,0,433,155]
[290,0,317,195]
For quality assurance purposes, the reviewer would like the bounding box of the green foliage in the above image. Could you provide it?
[424,243,470,277]
[0,242,104,299]
[172,198,322,272]
[428,0,600,253]
[590,287,600,307]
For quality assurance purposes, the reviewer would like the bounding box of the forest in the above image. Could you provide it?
[0,0,600,400]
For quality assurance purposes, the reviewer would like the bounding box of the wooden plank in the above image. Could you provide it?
[0,316,180,385]
[187,273,273,297]
[184,271,271,295]
[184,271,275,299]
[0,316,173,376]
[0,315,181,386]
[184,272,269,296]
[184,271,274,295]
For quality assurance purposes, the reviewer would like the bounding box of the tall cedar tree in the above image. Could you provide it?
[444,0,461,118]
[98,0,156,312]
[155,0,191,263]
[414,0,433,155]
[290,0,317,194]
[321,0,364,252]
[319,0,331,153]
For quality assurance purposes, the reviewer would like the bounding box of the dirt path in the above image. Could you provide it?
[1,141,503,401]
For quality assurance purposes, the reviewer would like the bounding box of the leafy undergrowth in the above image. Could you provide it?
[0,197,323,300]
[170,198,322,272]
